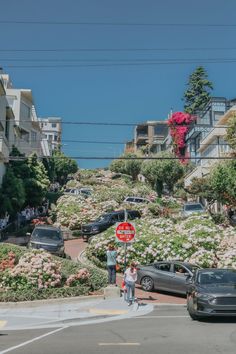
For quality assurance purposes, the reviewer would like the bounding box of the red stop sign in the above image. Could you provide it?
[115,222,136,243]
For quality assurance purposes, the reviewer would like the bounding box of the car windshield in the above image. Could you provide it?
[95,215,110,222]
[185,204,203,211]
[198,270,236,285]
[32,229,62,241]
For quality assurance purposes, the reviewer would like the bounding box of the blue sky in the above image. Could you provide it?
[1,0,236,168]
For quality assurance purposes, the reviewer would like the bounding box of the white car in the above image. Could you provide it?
[63,187,92,198]
[182,202,206,217]
[123,196,150,204]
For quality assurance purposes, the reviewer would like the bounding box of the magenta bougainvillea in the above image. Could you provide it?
[167,112,195,162]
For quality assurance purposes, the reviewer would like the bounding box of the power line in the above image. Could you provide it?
[3,57,236,63]
[2,137,232,147]
[8,156,236,161]
[12,120,230,128]
[0,20,236,27]
[2,47,236,53]
[4,59,236,68]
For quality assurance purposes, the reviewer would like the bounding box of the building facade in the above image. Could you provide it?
[185,97,235,164]
[184,106,234,187]
[134,121,168,154]
[0,77,15,184]
[1,74,42,157]
[39,117,62,154]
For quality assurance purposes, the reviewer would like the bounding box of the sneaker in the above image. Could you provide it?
[128,301,132,306]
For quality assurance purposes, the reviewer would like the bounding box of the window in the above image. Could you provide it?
[54,135,58,142]
[20,102,31,119]
[51,123,57,128]
[156,263,171,272]
[213,111,224,121]
[5,117,10,140]
[31,131,37,141]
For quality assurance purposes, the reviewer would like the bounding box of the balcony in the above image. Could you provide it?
[186,125,212,140]
[0,136,10,161]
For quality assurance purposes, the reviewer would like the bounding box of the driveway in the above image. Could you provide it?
[65,238,186,305]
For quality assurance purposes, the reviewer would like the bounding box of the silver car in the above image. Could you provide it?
[182,202,206,217]
[187,268,236,319]
[136,261,200,295]
[28,225,65,257]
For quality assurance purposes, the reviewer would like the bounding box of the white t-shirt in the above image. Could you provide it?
[124,268,137,283]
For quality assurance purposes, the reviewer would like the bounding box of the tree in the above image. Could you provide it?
[47,150,78,185]
[125,154,142,181]
[208,161,236,206]
[226,113,236,151]
[141,152,184,196]
[0,167,25,216]
[24,154,50,206]
[109,153,142,181]
[109,158,127,175]
[184,177,215,203]
[183,66,213,114]
[8,148,50,207]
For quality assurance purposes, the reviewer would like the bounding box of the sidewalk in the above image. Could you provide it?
[0,294,153,331]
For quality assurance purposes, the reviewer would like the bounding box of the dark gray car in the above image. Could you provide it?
[136,261,200,294]
[28,225,65,257]
[187,268,236,319]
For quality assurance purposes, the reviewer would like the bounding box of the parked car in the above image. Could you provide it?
[187,268,236,320]
[28,225,65,257]
[81,209,141,241]
[182,202,206,217]
[63,187,92,198]
[123,196,150,204]
[136,260,200,294]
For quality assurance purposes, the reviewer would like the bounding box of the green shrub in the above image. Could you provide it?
[0,244,107,302]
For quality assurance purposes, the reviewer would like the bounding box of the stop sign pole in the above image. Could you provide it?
[115,214,136,272]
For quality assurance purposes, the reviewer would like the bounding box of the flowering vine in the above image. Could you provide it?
[167,112,195,162]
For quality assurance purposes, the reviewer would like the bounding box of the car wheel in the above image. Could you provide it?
[141,276,154,291]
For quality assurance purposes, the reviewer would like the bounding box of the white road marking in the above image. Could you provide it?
[135,315,189,318]
[0,326,67,354]
[99,343,140,346]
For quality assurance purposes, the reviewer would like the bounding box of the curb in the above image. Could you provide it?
[0,294,104,308]
[153,303,186,307]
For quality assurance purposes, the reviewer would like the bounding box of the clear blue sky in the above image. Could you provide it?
[1,0,236,168]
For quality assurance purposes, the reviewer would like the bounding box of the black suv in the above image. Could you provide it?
[28,225,65,257]
[81,209,141,241]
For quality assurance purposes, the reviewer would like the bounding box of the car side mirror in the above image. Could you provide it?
[185,274,193,283]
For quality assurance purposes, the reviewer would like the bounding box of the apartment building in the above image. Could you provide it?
[39,117,62,154]
[184,106,234,187]
[134,121,168,154]
[0,77,14,184]
[185,97,235,164]
[1,74,42,157]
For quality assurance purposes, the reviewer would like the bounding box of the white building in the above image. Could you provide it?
[0,76,15,184]
[1,74,42,157]
[39,117,62,154]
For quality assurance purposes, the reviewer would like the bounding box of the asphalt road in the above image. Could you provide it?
[1,305,236,354]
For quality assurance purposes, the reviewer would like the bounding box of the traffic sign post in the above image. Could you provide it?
[115,222,136,272]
